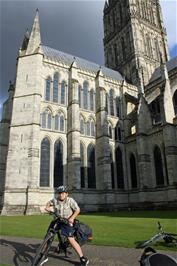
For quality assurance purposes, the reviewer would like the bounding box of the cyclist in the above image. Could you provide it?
[41,185,89,266]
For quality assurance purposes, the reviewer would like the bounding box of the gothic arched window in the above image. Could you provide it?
[130,153,138,188]
[87,144,96,188]
[114,44,118,65]
[108,124,112,139]
[118,127,122,141]
[110,150,115,189]
[154,145,164,186]
[78,85,82,107]
[116,97,120,117]
[155,40,160,61]
[90,89,94,111]
[41,112,46,128]
[91,120,95,137]
[54,140,63,187]
[116,147,124,189]
[60,115,64,132]
[146,35,152,57]
[53,73,59,103]
[47,113,52,129]
[83,81,88,109]
[40,137,50,187]
[86,121,91,136]
[41,109,52,129]
[61,81,66,104]
[54,114,59,130]
[173,90,177,116]
[150,98,161,124]
[80,143,85,188]
[45,77,51,101]
[109,89,115,116]
[121,37,126,60]
[80,118,85,135]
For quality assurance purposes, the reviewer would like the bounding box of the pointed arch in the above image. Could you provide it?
[173,90,177,115]
[54,114,59,130]
[108,123,113,139]
[87,144,96,188]
[90,120,95,137]
[61,80,66,104]
[41,108,52,129]
[40,137,50,187]
[121,37,126,60]
[146,34,152,57]
[53,72,59,103]
[60,115,65,132]
[80,142,85,188]
[78,84,82,107]
[130,153,138,188]
[86,121,91,136]
[116,147,124,189]
[90,89,95,111]
[153,145,164,186]
[41,112,47,128]
[47,112,52,129]
[109,89,115,116]
[83,81,89,109]
[45,76,51,101]
[155,39,160,61]
[54,139,63,187]
[110,148,115,189]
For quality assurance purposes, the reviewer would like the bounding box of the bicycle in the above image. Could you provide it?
[136,221,177,249]
[32,210,91,266]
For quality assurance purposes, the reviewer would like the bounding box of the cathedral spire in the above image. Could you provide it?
[160,53,175,123]
[26,9,41,55]
[104,0,109,11]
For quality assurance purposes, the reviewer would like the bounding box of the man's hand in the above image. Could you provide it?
[68,217,74,225]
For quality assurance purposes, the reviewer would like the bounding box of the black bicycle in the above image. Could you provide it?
[31,211,88,266]
[136,221,177,249]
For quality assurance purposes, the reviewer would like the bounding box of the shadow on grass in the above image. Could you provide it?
[0,238,80,265]
[82,210,177,219]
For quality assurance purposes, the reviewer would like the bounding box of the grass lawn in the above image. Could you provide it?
[0,210,177,251]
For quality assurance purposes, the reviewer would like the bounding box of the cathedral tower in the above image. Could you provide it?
[103,0,169,86]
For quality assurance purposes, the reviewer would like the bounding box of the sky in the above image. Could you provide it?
[0,0,177,119]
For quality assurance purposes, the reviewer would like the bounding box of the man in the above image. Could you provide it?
[41,185,89,265]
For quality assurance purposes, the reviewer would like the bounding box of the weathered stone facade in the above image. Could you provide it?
[0,1,177,214]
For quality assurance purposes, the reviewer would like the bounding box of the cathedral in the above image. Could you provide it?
[0,0,177,214]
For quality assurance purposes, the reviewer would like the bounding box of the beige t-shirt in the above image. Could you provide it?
[51,196,79,219]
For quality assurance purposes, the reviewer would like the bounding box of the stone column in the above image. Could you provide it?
[137,94,153,188]
[67,61,80,190]
[95,69,112,190]
[163,124,177,185]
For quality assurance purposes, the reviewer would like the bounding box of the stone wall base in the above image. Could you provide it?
[0,186,177,215]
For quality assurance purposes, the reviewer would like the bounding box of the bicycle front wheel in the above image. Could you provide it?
[32,232,54,266]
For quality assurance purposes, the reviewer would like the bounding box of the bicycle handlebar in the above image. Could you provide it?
[44,209,69,224]
[157,221,162,231]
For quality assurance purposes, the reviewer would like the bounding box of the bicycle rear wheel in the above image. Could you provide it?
[32,232,54,266]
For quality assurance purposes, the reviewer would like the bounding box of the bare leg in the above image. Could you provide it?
[68,237,83,258]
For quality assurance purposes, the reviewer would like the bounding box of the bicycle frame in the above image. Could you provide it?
[136,221,177,249]
[32,212,72,266]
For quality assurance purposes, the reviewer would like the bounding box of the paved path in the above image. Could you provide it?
[0,235,176,266]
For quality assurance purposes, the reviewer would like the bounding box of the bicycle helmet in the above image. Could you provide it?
[56,185,68,193]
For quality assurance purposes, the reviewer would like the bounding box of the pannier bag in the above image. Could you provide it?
[140,247,177,266]
[75,222,93,245]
